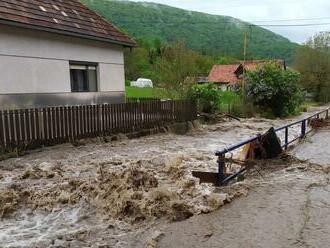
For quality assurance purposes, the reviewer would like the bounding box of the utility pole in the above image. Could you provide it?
[242,29,248,97]
[243,31,248,63]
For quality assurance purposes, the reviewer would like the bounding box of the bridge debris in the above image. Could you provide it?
[193,127,283,186]
[309,118,329,129]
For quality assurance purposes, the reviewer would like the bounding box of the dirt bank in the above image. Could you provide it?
[0,105,328,247]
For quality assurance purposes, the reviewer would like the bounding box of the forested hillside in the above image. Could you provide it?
[81,0,299,63]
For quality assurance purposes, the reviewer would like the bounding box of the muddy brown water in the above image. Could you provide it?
[158,128,330,248]
[0,106,329,247]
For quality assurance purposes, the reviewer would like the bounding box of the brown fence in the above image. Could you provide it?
[0,100,196,151]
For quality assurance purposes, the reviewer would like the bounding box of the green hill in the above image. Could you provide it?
[81,0,299,63]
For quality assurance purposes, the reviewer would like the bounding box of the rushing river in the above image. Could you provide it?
[0,105,328,247]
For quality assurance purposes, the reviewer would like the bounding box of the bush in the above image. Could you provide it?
[187,83,221,113]
[246,63,304,117]
[125,80,131,87]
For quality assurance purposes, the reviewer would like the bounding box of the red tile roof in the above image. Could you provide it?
[208,60,286,84]
[241,60,286,71]
[0,0,136,47]
[208,64,240,84]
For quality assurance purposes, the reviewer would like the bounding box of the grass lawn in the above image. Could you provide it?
[125,86,167,99]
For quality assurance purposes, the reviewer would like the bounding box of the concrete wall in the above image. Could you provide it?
[0,24,126,108]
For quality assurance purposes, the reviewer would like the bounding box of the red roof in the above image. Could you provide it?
[0,0,136,47]
[241,60,286,71]
[208,64,240,84]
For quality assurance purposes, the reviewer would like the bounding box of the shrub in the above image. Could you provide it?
[246,63,304,117]
[187,83,221,113]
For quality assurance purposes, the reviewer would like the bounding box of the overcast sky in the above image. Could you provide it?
[133,0,330,43]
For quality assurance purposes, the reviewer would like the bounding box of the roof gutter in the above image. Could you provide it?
[0,19,137,48]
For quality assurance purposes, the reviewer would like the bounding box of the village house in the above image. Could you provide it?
[207,60,286,90]
[0,0,136,109]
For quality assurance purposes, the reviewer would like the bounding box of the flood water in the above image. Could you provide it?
[0,105,328,247]
[159,124,330,248]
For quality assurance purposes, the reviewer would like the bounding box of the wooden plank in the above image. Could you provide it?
[109,104,113,133]
[72,105,76,139]
[79,106,84,138]
[66,106,73,141]
[121,103,125,132]
[192,171,220,185]
[123,103,127,133]
[80,105,85,138]
[35,109,40,141]
[0,111,4,148]
[64,107,69,141]
[3,110,10,146]
[75,106,79,139]
[87,105,91,137]
[42,108,47,141]
[85,105,90,137]
[51,107,56,141]
[13,110,21,144]
[77,106,81,138]
[107,104,111,133]
[30,109,36,142]
[9,110,16,145]
[115,104,119,132]
[101,104,105,134]
[59,107,64,141]
[20,109,26,143]
[93,105,97,136]
[116,104,120,132]
[56,107,61,142]
[25,109,31,142]
[47,108,52,141]
[72,106,77,140]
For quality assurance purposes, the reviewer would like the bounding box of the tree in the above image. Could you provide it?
[187,83,221,113]
[246,63,303,117]
[294,32,330,102]
[154,42,203,98]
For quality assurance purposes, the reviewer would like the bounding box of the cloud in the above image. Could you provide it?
[132,0,330,43]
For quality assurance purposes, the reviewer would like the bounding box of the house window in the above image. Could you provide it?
[70,63,98,92]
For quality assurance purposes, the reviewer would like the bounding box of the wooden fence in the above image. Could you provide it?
[0,100,196,150]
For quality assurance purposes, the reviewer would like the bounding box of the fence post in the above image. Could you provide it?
[326,109,329,119]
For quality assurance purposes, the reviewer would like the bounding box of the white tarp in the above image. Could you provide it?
[130,78,153,88]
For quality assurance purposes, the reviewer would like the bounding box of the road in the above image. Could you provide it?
[158,128,330,248]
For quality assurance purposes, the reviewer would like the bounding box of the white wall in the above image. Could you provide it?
[0,24,125,94]
[99,64,125,92]
[0,56,70,93]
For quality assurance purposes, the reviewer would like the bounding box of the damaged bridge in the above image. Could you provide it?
[193,107,330,186]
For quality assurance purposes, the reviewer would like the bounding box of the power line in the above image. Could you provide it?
[251,17,330,23]
[216,0,303,8]
[256,23,330,27]
[118,20,330,27]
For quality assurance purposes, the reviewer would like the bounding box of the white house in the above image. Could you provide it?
[0,0,136,109]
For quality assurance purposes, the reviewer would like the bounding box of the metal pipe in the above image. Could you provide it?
[220,167,247,185]
[215,135,260,156]
[301,120,306,138]
[284,127,289,150]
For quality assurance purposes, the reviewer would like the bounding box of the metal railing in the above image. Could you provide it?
[215,107,330,185]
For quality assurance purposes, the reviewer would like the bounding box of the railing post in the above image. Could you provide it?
[301,119,306,138]
[217,154,226,185]
[285,127,289,150]
[326,109,329,119]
